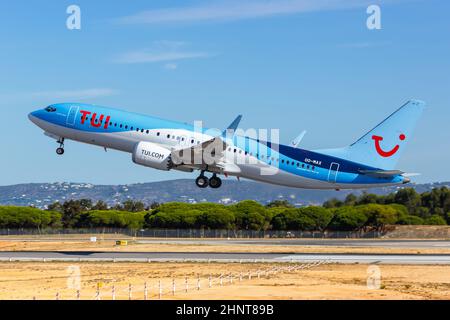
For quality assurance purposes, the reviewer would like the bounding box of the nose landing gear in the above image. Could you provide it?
[56,138,65,155]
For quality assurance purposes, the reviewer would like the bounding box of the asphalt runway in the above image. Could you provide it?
[0,251,449,264]
[136,239,450,249]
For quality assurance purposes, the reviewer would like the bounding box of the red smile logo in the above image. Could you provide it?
[372,134,406,158]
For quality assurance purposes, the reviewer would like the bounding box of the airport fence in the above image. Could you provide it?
[30,260,330,300]
[0,228,386,238]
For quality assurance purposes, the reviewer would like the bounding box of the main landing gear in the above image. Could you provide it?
[195,172,222,189]
[56,138,65,155]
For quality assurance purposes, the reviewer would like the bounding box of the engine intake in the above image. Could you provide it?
[132,141,173,171]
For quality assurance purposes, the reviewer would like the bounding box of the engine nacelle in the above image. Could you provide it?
[132,141,173,171]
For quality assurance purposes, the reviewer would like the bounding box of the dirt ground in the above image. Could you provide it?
[0,262,448,300]
[0,239,449,255]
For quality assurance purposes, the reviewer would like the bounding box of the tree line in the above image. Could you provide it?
[0,187,448,231]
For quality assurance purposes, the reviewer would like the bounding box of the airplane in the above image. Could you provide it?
[28,100,425,190]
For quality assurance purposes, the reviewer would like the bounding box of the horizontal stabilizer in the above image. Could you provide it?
[358,169,404,178]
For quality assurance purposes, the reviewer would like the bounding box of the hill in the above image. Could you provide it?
[1,180,448,209]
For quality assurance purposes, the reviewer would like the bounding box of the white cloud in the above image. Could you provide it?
[117,0,376,25]
[164,63,178,70]
[112,41,212,64]
[114,51,210,64]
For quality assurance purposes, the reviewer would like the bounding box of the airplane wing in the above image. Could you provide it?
[171,135,242,174]
[172,115,246,175]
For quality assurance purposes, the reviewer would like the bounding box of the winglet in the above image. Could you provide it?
[291,130,307,148]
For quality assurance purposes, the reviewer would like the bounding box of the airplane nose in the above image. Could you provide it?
[28,110,40,124]
[402,177,411,184]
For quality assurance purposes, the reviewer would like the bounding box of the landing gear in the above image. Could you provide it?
[195,174,209,188]
[195,172,223,189]
[56,138,65,155]
[209,174,222,189]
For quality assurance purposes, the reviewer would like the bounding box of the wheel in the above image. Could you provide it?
[195,176,209,188]
[56,147,65,155]
[209,176,222,189]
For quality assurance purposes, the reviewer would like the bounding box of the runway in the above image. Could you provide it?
[0,251,449,264]
[136,239,450,249]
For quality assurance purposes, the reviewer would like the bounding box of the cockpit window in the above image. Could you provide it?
[45,106,57,112]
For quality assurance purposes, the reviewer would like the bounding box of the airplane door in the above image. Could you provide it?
[328,162,340,183]
[66,106,79,126]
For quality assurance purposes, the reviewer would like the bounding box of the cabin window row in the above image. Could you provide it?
[82,118,201,145]
[226,147,316,171]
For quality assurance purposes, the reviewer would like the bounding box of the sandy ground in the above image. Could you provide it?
[0,239,449,255]
[0,262,448,300]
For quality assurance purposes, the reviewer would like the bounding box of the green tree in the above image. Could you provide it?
[424,215,447,225]
[92,200,108,211]
[357,192,380,205]
[297,207,333,231]
[328,207,368,231]
[0,206,61,229]
[357,204,399,231]
[121,200,145,213]
[323,198,343,208]
[344,194,358,206]
[394,188,421,212]
[397,215,424,225]
[266,200,294,208]
[232,200,271,230]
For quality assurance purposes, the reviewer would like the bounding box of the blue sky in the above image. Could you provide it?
[0,0,449,186]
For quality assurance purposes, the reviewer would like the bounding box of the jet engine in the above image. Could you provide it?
[132,141,173,171]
